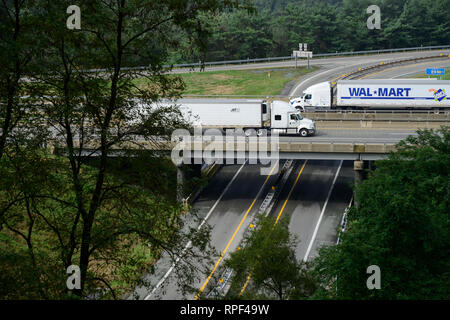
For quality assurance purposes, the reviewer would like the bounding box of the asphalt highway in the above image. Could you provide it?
[132,159,354,300]
[358,58,450,80]
[226,159,354,297]
[267,160,353,263]
[133,157,358,297]
[132,162,282,300]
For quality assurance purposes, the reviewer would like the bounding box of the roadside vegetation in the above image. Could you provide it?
[224,215,316,300]
[0,0,252,300]
[312,127,449,299]
[167,0,450,64]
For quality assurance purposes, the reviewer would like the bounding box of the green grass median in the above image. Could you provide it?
[135,67,319,97]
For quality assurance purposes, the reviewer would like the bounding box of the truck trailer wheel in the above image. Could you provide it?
[244,129,256,137]
[299,129,309,137]
[257,129,267,136]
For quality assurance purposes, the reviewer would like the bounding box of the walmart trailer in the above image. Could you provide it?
[291,79,450,110]
[337,79,450,109]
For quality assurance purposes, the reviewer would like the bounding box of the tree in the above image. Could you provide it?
[0,0,42,159]
[183,0,450,62]
[312,127,449,299]
[225,216,316,300]
[0,0,253,299]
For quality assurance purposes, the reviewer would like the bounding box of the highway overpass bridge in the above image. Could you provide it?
[69,125,440,161]
[64,127,429,205]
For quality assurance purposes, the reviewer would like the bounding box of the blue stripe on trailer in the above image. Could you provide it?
[341,97,435,100]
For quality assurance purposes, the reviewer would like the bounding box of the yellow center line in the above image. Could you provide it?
[239,273,252,296]
[194,161,279,300]
[358,69,386,80]
[274,161,307,226]
[239,160,308,297]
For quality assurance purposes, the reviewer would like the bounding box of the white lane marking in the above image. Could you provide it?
[289,61,379,97]
[289,68,338,97]
[303,160,343,262]
[144,161,247,300]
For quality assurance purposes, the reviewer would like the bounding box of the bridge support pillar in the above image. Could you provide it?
[176,163,203,204]
[368,160,375,171]
[354,160,365,186]
[354,160,365,209]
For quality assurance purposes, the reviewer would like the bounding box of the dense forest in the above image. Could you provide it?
[169,0,450,63]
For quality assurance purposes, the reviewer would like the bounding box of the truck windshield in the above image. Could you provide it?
[296,113,302,120]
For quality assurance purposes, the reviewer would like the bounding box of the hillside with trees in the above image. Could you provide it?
[169,0,450,63]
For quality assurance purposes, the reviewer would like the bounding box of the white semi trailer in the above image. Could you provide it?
[291,79,450,110]
[174,99,316,137]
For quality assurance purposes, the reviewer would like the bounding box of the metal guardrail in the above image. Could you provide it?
[314,45,450,58]
[305,111,450,122]
[337,197,353,245]
[83,45,450,73]
[165,45,450,69]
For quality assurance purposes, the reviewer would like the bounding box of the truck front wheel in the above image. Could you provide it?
[299,129,309,137]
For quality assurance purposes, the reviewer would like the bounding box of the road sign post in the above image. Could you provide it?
[293,50,301,69]
[293,44,313,69]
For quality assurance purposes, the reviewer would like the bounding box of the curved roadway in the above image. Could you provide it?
[289,52,450,97]
[358,58,450,80]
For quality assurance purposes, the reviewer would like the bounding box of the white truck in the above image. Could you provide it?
[290,79,450,110]
[174,99,316,137]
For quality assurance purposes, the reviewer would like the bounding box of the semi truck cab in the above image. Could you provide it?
[165,98,316,137]
[270,101,316,137]
[290,82,332,109]
[290,96,306,112]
